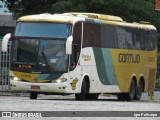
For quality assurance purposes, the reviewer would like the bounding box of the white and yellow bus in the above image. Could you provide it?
[1,13,157,101]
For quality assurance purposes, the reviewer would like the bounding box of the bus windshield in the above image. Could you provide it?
[12,22,71,72]
[15,22,70,38]
[12,39,68,72]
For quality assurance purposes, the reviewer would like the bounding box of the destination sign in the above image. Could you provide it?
[18,64,34,69]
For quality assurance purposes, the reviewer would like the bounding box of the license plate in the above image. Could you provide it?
[31,86,40,89]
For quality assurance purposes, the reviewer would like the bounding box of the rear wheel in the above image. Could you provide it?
[30,93,38,99]
[117,93,126,101]
[75,79,87,100]
[125,79,136,101]
[134,80,143,100]
[117,79,135,101]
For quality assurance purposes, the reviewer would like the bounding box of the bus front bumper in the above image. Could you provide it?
[10,80,70,93]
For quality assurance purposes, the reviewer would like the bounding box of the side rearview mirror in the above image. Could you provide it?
[1,33,12,52]
[66,36,73,55]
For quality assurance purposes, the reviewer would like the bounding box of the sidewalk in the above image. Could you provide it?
[141,91,160,101]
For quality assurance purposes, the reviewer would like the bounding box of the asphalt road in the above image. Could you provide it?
[0,94,160,120]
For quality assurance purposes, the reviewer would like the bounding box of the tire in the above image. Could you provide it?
[134,81,143,100]
[86,94,99,100]
[30,93,38,99]
[117,93,126,101]
[126,80,136,101]
[75,79,87,101]
[117,80,135,101]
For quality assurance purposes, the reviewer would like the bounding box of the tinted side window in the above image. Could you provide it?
[83,23,93,47]
[124,28,157,51]
[145,30,157,51]
[93,24,101,47]
[72,22,82,68]
[135,29,145,50]
[82,22,157,51]
[101,25,117,48]
[125,27,136,49]
[73,22,82,52]
[83,22,101,47]
[117,27,126,49]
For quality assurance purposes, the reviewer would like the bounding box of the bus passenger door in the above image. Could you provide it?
[68,22,82,92]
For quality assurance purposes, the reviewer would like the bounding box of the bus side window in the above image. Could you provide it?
[101,25,117,48]
[117,27,126,49]
[93,24,101,47]
[135,29,145,50]
[71,22,82,70]
[145,30,157,51]
[136,33,141,50]
[70,44,77,70]
[132,29,136,49]
[125,30,133,49]
[83,23,93,47]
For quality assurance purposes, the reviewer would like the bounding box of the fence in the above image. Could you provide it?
[0,40,29,96]
[0,40,12,94]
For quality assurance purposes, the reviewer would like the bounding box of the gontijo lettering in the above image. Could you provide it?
[119,53,140,63]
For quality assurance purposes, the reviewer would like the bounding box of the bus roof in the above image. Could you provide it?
[63,12,123,22]
[17,13,75,23]
[17,12,156,30]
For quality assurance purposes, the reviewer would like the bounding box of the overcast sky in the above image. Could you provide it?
[0,1,12,15]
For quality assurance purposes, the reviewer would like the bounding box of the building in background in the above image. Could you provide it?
[0,1,16,39]
[155,0,160,11]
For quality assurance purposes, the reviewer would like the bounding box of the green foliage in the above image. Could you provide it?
[1,0,160,89]
[1,1,159,20]
[1,0,160,47]
[1,0,56,18]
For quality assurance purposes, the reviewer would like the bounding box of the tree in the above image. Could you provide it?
[51,0,160,50]
[1,0,56,18]
[1,0,160,48]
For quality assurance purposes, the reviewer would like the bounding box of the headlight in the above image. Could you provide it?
[51,78,67,83]
[10,76,21,81]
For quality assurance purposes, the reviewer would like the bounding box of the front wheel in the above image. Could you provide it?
[30,93,38,99]
[75,80,87,101]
